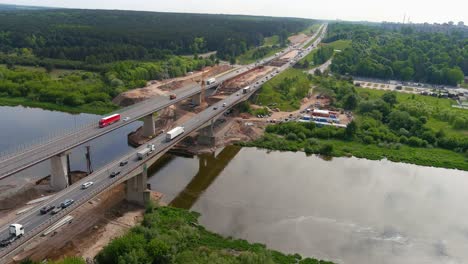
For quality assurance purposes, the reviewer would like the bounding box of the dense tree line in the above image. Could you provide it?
[0,9,312,64]
[328,23,467,85]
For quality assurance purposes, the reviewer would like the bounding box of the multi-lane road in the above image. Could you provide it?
[0,23,326,262]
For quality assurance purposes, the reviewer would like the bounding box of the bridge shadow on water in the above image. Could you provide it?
[147,145,241,209]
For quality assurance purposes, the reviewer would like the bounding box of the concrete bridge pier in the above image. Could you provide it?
[50,151,70,191]
[198,119,216,146]
[191,93,202,106]
[142,114,156,137]
[126,164,150,205]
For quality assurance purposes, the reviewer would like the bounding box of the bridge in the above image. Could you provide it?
[0,24,326,262]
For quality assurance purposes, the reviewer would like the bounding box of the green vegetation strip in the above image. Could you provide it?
[23,206,335,264]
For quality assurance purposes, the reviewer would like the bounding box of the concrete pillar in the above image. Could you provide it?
[50,152,70,190]
[126,164,150,205]
[198,119,216,146]
[142,114,155,137]
[191,93,202,105]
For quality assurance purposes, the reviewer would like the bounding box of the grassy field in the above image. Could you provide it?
[301,23,321,35]
[325,40,352,51]
[254,68,311,111]
[237,35,282,64]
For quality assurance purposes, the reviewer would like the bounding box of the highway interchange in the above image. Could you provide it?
[0,24,326,262]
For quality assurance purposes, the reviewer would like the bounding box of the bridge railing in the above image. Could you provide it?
[0,117,100,161]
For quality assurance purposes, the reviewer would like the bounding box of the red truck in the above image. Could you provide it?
[99,114,121,128]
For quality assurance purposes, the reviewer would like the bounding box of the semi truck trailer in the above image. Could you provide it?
[0,224,24,247]
[166,127,184,141]
[137,144,155,160]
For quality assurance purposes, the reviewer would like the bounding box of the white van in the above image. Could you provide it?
[81,181,94,189]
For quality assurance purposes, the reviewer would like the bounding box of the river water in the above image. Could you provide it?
[1,105,468,263]
[148,146,468,264]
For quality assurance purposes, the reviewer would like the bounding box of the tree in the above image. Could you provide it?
[318,143,333,155]
[382,92,397,106]
[343,94,358,110]
[344,120,357,139]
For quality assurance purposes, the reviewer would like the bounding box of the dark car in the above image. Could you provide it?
[40,205,55,215]
[110,171,120,178]
[60,199,74,209]
[119,161,128,167]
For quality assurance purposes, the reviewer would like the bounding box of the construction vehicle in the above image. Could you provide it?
[0,224,24,247]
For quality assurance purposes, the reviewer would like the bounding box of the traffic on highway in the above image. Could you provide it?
[0,24,327,261]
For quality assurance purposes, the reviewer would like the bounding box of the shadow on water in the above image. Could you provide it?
[165,145,242,209]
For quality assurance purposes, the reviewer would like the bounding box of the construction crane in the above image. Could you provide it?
[194,67,214,107]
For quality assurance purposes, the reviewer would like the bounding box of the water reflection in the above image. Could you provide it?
[148,147,468,264]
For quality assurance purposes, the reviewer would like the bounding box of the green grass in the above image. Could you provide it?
[237,35,282,64]
[264,35,280,46]
[325,40,351,51]
[0,97,117,115]
[254,68,311,111]
[301,23,321,35]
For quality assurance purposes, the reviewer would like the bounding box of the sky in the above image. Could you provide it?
[0,0,466,24]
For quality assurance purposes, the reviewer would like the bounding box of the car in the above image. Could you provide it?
[60,199,74,209]
[123,117,130,122]
[236,93,240,96]
[81,181,94,189]
[222,103,226,107]
[40,205,55,214]
[119,160,128,167]
[213,106,218,110]
[51,207,62,215]
[110,171,120,178]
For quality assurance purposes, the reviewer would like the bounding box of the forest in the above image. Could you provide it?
[0,9,312,64]
[328,23,467,85]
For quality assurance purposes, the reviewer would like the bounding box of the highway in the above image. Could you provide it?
[0,23,326,262]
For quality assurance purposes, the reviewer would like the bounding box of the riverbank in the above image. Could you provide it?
[240,135,468,171]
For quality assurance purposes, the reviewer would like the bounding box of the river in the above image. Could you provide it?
[1,105,468,263]
[148,146,468,264]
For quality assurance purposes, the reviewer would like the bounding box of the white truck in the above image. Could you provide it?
[206,78,216,85]
[137,144,155,160]
[0,224,24,247]
[243,86,251,94]
[166,126,184,141]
